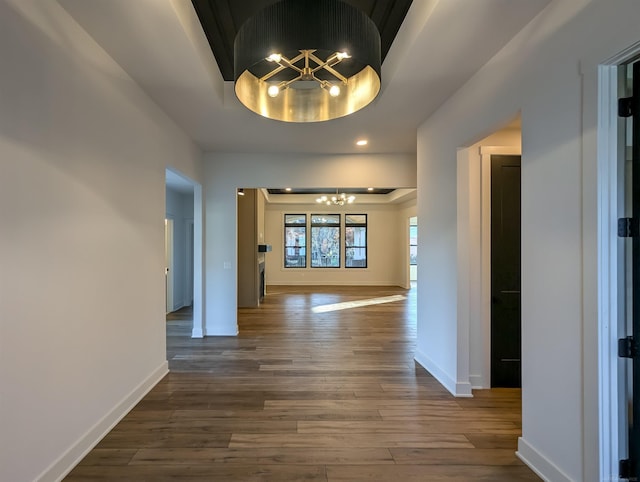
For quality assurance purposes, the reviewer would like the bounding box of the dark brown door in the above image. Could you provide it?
[491,155,522,388]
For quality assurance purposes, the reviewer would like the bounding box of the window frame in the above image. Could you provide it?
[409,222,418,266]
[345,214,368,269]
[310,213,341,268]
[284,213,307,268]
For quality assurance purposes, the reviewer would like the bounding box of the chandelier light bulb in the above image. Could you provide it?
[266,53,282,63]
[329,85,341,97]
[267,85,280,98]
[336,51,351,60]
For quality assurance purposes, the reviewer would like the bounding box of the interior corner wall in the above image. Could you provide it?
[415,1,640,481]
[0,2,203,481]
[203,152,416,336]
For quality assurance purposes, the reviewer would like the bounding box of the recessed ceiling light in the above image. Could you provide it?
[356,139,368,146]
[285,188,292,192]
[367,187,374,191]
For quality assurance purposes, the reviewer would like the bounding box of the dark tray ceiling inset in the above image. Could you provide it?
[267,188,395,195]
[192,0,413,81]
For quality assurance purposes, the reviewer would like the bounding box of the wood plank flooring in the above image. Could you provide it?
[65,285,539,481]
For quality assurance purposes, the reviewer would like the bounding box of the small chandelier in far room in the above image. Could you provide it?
[316,191,356,206]
[234,0,381,122]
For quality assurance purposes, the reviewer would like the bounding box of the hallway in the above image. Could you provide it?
[65,286,538,481]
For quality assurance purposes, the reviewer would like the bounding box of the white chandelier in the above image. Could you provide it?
[316,192,355,206]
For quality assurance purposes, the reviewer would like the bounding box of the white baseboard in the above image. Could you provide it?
[191,325,204,338]
[517,437,574,482]
[414,349,473,397]
[204,328,239,336]
[455,380,473,397]
[37,361,169,482]
[469,374,486,389]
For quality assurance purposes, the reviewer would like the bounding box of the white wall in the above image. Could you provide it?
[166,188,194,310]
[416,1,640,481]
[0,2,203,481]
[204,152,416,336]
[265,203,410,287]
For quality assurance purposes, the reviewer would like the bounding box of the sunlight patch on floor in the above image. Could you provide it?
[311,294,407,313]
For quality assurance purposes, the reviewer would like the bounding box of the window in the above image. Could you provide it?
[284,214,306,268]
[311,214,340,267]
[345,214,367,268]
[410,220,417,266]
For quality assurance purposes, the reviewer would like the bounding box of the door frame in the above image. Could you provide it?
[186,219,195,306]
[597,43,640,481]
[165,217,175,313]
[456,144,520,392]
[480,147,521,388]
[461,146,522,389]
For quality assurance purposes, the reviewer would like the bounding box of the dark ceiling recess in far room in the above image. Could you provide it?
[267,188,395,195]
[191,0,413,81]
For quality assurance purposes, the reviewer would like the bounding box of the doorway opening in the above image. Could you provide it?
[458,120,521,391]
[165,167,204,339]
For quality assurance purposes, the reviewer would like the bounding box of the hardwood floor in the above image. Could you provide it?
[65,285,539,481]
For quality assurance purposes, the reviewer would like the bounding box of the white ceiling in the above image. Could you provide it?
[58,0,550,157]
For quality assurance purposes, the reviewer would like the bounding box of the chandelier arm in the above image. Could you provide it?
[307,52,334,70]
[319,64,348,84]
[260,64,288,82]
[278,73,304,90]
[309,52,346,73]
[313,76,329,88]
[279,56,304,73]
[303,50,313,70]
[310,59,342,74]
[260,51,309,82]
[289,52,306,64]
